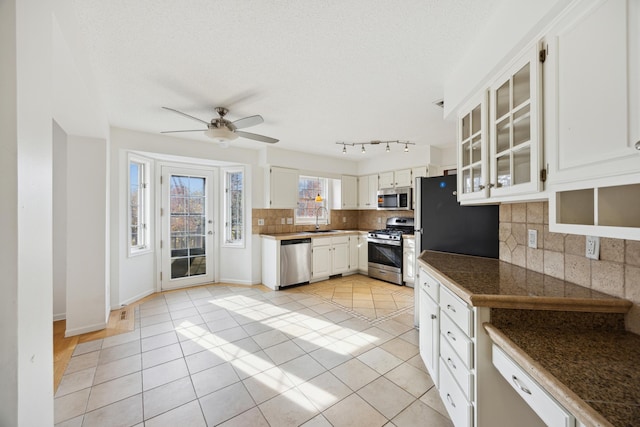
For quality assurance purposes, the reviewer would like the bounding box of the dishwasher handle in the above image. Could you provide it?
[281,238,312,245]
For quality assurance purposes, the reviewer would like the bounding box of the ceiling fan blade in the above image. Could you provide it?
[162,107,209,125]
[235,131,279,144]
[232,115,264,130]
[160,129,206,133]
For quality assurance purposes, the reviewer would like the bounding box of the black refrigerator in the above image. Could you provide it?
[414,175,499,259]
[413,175,499,326]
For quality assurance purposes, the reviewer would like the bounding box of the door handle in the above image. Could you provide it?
[208,231,213,235]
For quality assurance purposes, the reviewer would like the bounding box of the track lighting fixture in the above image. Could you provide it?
[335,140,415,154]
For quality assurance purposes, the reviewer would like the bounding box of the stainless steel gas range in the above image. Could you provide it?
[367,217,414,285]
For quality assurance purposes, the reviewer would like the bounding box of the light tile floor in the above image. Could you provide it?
[54,275,453,427]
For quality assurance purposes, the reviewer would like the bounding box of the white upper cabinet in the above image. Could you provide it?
[488,43,544,199]
[394,169,412,188]
[339,175,358,209]
[457,43,544,204]
[411,166,428,185]
[457,92,490,202]
[267,166,298,208]
[379,169,412,189]
[379,171,395,189]
[358,174,378,209]
[544,0,640,185]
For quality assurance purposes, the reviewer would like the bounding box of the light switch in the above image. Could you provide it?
[257,219,264,226]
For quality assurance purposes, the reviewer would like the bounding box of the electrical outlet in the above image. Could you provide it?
[286,218,293,224]
[528,229,537,249]
[586,236,600,260]
[377,217,382,223]
[281,218,285,225]
[342,216,346,223]
[257,219,264,226]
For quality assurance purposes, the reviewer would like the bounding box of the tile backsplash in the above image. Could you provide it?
[251,208,412,234]
[499,202,640,334]
[253,202,640,334]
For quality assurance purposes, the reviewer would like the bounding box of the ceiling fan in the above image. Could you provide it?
[161,106,279,144]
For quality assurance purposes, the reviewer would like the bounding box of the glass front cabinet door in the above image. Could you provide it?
[488,43,544,199]
[457,92,489,202]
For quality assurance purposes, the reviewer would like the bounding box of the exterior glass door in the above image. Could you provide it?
[161,166,215,290]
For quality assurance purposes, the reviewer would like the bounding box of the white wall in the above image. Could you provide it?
[261,146,358,177]
[0,0,54,425]
[110,127,265,304]
[444,0,572,118]
[65,136,110,336]
[53,120,68,320]
[357,144,435,176]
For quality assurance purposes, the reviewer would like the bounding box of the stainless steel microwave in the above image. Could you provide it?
[377,187,412,210]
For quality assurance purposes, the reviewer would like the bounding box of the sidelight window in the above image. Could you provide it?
[223,167,244,247]
[129,155,151,255]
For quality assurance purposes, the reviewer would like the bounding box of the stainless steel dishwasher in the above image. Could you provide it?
[280,238,312,288]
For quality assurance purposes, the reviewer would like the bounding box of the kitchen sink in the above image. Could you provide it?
[306,230,340,233]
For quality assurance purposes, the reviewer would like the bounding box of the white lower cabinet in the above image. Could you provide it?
[418,266,549,427]
[348,235,359,273]
[311,236,352,280]
[493,345,575,427]
[418,269,439,386]
[439,357,473,427]
[403,238,415,285]
[311,238,332,280]
[358,234,368,273]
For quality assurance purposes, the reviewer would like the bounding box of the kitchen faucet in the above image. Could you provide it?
[315,206,329,230]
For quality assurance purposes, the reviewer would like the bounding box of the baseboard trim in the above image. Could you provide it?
[65,321,107,338]
[217,278,254,286]
[53,313,66,322]
[115,289,155,310]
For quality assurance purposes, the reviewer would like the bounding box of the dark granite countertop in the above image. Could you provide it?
[416,250,638,426]
[485,323,640,427]
[417,250,631,313]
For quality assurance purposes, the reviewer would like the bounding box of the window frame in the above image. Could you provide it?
[295,175,331,225]
[222,166,245,248]
[128,154,151,256]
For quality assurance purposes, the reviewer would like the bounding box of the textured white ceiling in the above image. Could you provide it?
[71,0,504,158]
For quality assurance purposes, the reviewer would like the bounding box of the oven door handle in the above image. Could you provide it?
[367,237,402,246]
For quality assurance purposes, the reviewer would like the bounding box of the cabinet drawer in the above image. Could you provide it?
[332,235,349,245]
[440,337,474,401]
[440,313,473,370]
[418,269,439,302]
[439,358,473,427]
[312,237,332,247]
[493,345,575,427]
[440,285,473,337]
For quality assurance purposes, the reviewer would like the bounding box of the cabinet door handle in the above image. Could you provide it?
[430,314,437,320]
[511,375,532,395]
[446,393,456,408]
[478,184,485,190]
[446,331,456,341]
[446,304,456,313]
[447,357,456,370]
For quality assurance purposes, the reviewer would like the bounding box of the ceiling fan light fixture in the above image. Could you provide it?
[205,127,238,143]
